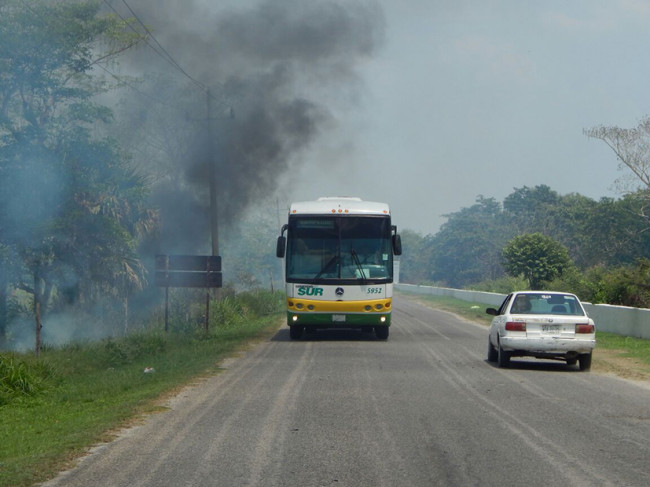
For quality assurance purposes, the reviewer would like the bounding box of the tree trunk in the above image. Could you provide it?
[123,296,129,335]
[34,297,42,358]
[33,270,45,357]
[0,282,7,348]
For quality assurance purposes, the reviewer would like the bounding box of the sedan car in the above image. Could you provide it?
[486,291,596,370]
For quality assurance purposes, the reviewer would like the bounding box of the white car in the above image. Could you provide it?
[486,291,596,370]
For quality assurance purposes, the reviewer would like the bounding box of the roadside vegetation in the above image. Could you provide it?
[0,290,285,487]
[399,185,650,308]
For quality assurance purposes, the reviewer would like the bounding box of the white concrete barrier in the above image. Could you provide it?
[396,283,650,339]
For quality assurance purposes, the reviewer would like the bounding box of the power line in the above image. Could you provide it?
[118,0,208,93]
[95,64,190,114]
[101,1,170,67]
[17,0,191,112]
[19,0,223,113]
[100,0,229,110]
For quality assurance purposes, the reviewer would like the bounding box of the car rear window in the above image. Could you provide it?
[511,294,584,316]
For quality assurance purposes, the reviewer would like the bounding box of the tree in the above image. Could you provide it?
[585,119,650,228]
[0,0,147,354]
[430,196,512,287]
[503,185,561,234]
[396,229,433,284]
[502,233,573,290]
[220,207,283,291]
[580,195,650,267]
[585,118,650,192]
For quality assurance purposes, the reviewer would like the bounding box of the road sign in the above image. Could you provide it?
[155,271,222,288]
[155,254,222,288]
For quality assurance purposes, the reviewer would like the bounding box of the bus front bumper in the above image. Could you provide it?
[287,311,391,327]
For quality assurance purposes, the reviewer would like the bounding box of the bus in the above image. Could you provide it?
[276,197,402,340]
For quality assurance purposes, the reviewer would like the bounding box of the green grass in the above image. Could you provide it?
[593,331,650,367]
[0,291,285,487]
[398,291,650,368]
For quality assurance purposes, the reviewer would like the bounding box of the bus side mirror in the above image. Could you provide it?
[392,234,402,256]
[276,235,286,258]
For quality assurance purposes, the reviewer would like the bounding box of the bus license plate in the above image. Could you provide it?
[332,314,346,322]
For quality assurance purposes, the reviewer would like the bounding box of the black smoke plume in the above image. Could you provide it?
[113,0,385,253]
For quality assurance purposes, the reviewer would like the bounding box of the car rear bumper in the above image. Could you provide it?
[500,336,595,354]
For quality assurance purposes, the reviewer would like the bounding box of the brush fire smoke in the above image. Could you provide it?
[116,0,385,250]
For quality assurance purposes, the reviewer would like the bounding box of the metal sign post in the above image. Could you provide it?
[155,255,223,331]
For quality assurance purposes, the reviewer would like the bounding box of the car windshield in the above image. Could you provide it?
[509,293,585,316]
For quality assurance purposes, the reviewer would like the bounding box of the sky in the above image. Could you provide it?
[275,0,650,234]
[112,0,650,236]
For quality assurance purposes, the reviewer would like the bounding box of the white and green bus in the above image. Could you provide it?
[276,197,402,340]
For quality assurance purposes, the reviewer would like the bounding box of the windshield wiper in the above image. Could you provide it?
[350,249,367,282]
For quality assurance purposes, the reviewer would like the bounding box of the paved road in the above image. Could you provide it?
[45,296,650,487]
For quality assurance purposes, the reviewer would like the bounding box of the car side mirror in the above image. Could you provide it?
[486,308,498,316]
[276,235,286,258]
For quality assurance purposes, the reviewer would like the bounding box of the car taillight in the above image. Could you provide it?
[505,321,526,332]
[575,324,594,333]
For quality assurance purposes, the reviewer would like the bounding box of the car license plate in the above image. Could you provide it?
[332,314,346,322]
[542,324,561,334]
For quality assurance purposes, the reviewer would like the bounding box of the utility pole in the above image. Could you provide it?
[207,88,219,257]
[206,88,219,325]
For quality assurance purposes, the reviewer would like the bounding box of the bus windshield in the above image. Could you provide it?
[286,216,393,283]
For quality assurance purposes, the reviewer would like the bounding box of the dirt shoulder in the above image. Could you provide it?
[591,349,650,385]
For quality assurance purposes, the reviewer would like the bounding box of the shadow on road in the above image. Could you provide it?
[271,328,386,342]
[485,358,586,373]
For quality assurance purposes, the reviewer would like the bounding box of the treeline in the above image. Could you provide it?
[0,2,156,353]
[400,185,650,307]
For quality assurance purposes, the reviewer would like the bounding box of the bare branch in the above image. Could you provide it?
[585,118,650,191]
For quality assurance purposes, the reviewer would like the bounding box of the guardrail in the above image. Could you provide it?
[395,283,650,340]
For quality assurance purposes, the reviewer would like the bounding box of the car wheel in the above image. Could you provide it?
[289,325,303,340]
[375,326,389,340]
[578,352,592,371]
[487,337,498,362]
[497,339,510,368]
